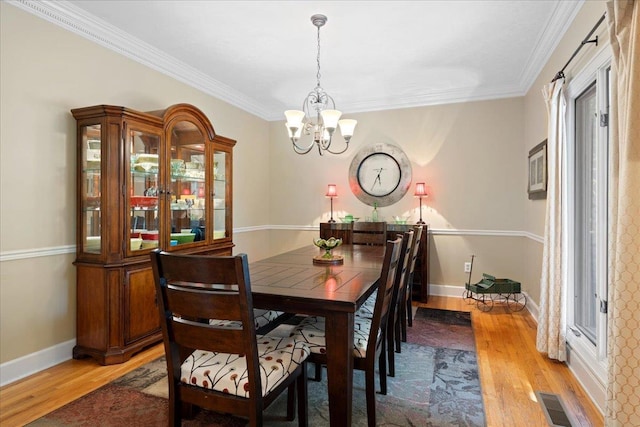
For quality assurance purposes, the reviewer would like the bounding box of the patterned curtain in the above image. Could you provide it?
[536,80,567,362]
[605,0,640,424]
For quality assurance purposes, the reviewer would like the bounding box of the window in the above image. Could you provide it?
[565,48,610,400]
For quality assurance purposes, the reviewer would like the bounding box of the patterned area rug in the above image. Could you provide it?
[29,308,484,426]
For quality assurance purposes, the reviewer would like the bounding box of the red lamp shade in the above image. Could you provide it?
[414,182,427,197]
[326,184,338,197]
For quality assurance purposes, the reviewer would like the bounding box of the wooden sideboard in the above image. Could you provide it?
[319,222,430,302]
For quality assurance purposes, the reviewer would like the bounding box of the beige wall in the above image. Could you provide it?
[0,3,271,363]
[0,0,609,371]
[521,0,609,304]
[269,98,529,293]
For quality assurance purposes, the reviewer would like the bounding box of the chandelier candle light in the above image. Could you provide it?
[414,182,427,225]
[284,14,357,155]
[326,184,338,223]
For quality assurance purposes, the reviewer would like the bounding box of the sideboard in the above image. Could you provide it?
[319,222,430,302]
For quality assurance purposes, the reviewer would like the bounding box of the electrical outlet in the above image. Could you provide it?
[464,262,472,273]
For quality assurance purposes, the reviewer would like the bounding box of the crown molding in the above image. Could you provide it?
[8,0,272,120]
[518,0,584,92]
[8,0,582,122]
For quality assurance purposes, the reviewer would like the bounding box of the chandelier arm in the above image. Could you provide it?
[324,140,350,155]
[291,138,316,154]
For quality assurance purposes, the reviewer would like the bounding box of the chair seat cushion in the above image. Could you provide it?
[181,335,309,398]
[209,309,284,329]
[292,316,371,358]
[355,293,377,319]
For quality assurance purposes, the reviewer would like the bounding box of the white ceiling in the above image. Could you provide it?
[16,0,582,120]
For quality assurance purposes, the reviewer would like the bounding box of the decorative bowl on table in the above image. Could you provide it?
[313,237,343,264]
[393,215,410,224]
[339,216,360,223]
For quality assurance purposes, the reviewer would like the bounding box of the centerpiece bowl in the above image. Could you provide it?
[313,237,344,265]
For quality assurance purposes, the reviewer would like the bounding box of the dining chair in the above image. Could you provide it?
[150,250,310,427]
[292,237,402,427]
[400,225,424,342]
[352,221,387,246]
[385,230,413,376]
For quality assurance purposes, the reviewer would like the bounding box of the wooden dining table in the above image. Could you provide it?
[249,243,386,426]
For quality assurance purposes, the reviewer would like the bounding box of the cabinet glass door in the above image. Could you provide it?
[80,124,102,253]
[128,128,161,253]
[213,149,229,239]
[169,120,206,247]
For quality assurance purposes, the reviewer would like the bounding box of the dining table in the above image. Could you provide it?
[249,243,386,426]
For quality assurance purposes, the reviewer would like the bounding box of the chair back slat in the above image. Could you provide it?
[388,231,413,328]
[408,226,424,280]
[403,226,424,306]
[164,285,245,322]
[170,317,247,354]
[367,237,402,354]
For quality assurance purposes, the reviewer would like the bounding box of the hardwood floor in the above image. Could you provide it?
[0,296,604,426]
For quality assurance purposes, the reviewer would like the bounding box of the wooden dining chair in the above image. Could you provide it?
[385,230,413,376]
[150,250,310,427]
[292,237,402,427]
[352,221,387,246]
[400,225,424,342]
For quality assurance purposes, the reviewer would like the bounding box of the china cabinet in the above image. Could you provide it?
[72,104,235,364]
[320,222,430,302]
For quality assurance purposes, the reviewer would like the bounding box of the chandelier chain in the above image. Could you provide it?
[316,25,322,89]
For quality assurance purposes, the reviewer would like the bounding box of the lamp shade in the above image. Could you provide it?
[338,119,357,137]
[320,109,342,131]
[284,110,305,128]
[414,182,427,197]
[326,184,337,197]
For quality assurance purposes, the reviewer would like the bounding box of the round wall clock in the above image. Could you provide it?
[349,142,412,207]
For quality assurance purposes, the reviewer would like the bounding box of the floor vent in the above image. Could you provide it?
[536,391,575,427]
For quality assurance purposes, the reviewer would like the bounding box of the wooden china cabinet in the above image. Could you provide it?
[72,103,235,365]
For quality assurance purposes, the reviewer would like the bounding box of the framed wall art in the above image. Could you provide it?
[528,139,547,200]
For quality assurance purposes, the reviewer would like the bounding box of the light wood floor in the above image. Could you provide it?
[0,296,604,426]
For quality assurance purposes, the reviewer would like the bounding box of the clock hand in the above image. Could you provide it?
[371,168,383,191]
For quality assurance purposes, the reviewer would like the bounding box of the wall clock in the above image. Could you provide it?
[348,142,412,207]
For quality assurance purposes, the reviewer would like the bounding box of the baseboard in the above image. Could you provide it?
[566,342,606,414]
[0,339,75,387]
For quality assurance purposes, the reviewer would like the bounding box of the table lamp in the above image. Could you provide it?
[326,184,338,223]
[414,182,427,225]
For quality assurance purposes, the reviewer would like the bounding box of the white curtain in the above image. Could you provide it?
[606,1,640,425]
[536,79,567,362]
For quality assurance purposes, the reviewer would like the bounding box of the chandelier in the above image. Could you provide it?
[284,14,357,155]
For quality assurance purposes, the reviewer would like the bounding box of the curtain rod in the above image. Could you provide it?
[551,12,607,82]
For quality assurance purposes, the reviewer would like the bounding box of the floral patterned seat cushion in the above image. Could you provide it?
[292,316,371,358]
[180,335,310,398]
[355,293,377,319]
[209,309,284,329]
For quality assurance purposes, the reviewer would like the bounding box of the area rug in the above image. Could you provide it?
[408,307,476,352]
[29,309,485,427]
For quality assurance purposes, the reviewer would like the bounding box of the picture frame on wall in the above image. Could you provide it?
[528,139,547,200]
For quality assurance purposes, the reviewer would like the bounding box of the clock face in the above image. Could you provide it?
[348,142,412,207]
[357,153,401,197]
